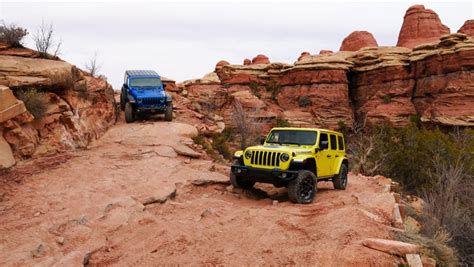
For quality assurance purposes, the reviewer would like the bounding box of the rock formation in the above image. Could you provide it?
[397,5,450,48]
[243,58,251,65]
[251,54,270,65]
[215,60,230,68]
[0,44,116,168]
[297,52,310,61]
[458,20,474,36]
[319,50,333,55]
[340,31,378,51]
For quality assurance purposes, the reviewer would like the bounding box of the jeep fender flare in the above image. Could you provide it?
[290,157,317,177]
[334,158,349,174]
[127,93,136,103]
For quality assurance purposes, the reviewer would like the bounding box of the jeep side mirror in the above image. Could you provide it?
[163,84,167,89]
[123,83,128,89]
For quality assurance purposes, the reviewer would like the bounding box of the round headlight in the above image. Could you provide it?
[280,153,290,162]
[245,150,252,159]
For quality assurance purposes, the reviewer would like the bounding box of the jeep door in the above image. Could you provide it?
[328,134,339,175]
[316,132,332,177]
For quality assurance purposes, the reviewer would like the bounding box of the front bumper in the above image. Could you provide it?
[231,165,298,184]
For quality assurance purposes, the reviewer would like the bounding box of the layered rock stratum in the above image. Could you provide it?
[0,44,116,168]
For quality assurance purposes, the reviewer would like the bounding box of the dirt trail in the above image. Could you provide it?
[0,119,401,266]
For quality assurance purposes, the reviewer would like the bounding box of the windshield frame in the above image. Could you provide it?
[129,77,163,88]
[265,130,318,146]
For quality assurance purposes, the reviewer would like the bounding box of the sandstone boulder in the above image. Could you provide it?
[251,54,270,65]
[0,135,15,169]
[362,238,418,256]
[243,58,251,65]
[215,60,230,68]
[397,5,450,48]
[319,50,333,55]
[297,52,310,61]
[458,19,474,36]
[340,31,378,51]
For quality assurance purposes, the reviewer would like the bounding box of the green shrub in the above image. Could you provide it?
[248,82,261,98]
[211,134,232,159]
[383,95,392,104]
[15,88,48,120]
[298,96,312,107]
[264,81,282,100]
[275,117,291,127]
[0,23,28,47]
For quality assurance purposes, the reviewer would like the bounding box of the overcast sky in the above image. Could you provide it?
[1,1,472,88]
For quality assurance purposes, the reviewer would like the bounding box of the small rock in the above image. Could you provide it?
[209,165,216,172]
[406,254,423,267]
[184,158,191,164]
[31,244,45,258]
[34,211,41,217]
[203,194,208,198]
[56,236,65,245]
[362,238,418,256]
[272,200,278,206]
[225,185,233,192]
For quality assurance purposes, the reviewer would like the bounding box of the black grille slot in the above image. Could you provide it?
[142,97,164,105]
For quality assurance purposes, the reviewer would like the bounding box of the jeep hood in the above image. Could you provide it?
[130,88,166,99]
[246,145,312,154]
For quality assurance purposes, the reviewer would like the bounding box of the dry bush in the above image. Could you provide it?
[33,20,62,58]
[231,100,259,149]
[15,88,48,120]
[0,22,28,47]
[84,52,101,77]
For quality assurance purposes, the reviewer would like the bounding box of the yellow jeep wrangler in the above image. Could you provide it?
[230,127,348,204]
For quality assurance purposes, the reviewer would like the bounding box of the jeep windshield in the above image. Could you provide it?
[130,78,163,88]
[266,130,317,146]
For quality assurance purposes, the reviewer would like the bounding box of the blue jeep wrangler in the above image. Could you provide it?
[120,70,173,123]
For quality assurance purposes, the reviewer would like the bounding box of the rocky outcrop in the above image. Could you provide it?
[458,20,474,36]
[298,52,310,61]
[348,47,417,126]
[340,31,378,51]
[215,60,230,68]
[0,45,115,167]
[319,50,333,55]
[243,58,251,65]
[251,54,270,65]
[397,5,450,48]
[410,33,474,126]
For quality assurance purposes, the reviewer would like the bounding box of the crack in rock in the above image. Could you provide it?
[142,188,177,206]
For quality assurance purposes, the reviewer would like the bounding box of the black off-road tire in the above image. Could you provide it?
[333,164,348,190]
[230,173,255,190]
[120,93,126,111]
[288,170,317,204]
[164,103,173,121]
[125,102,135,123]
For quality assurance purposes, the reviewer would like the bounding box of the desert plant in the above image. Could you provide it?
[231,100,259,149]
[298,96,312,107]
[15,88,48,120]
[275,117,291,127]
[84,52,102,77]
[0,22,28,47]
[383,95,392,104]
[264,81,282,100]
[248,82,261,98]
[33,20,62,58]
[211,134,232,159]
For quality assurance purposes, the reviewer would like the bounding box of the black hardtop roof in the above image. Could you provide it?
[125,70,160,78]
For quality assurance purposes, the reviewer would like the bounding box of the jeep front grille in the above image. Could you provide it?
[250,151,281,167]
[141,97,164,105]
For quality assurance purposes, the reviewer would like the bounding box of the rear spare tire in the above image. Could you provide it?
[288,170,317,204]
[230,173,255,190]
[125,102,135,123]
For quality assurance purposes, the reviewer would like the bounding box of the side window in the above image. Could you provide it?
[338,136,344,150]
[319,133,329,150]
[330,134,337,150]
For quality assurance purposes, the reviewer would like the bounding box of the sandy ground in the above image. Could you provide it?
[0,118,401,266]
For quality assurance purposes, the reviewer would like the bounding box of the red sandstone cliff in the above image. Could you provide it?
[397,5,450,48]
